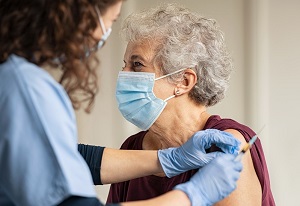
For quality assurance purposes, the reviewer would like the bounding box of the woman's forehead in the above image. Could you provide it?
[124,40,158,62]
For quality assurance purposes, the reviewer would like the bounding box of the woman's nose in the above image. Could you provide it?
[122,66,130,72]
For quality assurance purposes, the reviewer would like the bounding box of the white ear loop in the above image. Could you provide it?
[156,68,186,101]
[155,68,186,81]
[163,95,176,102]
[95,7,106,34]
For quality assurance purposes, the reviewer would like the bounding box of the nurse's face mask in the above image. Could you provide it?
[85,7,112,56]
[54,7,112,63]
[116,69,185,131]
[95,6,112,49]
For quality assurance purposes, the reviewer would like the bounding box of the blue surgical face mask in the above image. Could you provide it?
[116,69,185,130]
[85,7,112,57]
[53,7,111,62]
[95,6,112,49]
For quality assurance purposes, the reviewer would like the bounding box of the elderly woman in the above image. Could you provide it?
[107,3,275,206]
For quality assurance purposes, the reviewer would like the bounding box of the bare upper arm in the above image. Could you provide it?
[213,129,262,206]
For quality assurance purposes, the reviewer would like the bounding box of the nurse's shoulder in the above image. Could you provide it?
[0,54,74,117]
[0,54,62,93]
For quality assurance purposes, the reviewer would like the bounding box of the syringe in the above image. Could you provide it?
[235,125,265,161]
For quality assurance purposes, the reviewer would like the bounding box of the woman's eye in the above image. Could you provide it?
[133,61,143,67]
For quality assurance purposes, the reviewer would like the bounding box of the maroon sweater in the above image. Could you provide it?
[107,115,275,205]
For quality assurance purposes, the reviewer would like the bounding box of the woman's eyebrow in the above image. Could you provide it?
[131,55,146,62]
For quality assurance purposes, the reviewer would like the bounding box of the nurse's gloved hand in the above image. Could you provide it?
[158,129,240,177]
[174,154,243,206]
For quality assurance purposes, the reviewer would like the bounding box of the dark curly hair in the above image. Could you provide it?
[0,0,122,112]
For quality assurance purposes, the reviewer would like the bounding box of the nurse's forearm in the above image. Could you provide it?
[120,190,191,206]
[101,148,163,184]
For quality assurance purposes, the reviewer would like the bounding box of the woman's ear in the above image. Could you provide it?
[174,68,197,96]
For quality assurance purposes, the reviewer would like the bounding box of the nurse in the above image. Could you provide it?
[0,0,242,206]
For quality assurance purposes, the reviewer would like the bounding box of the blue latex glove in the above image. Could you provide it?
[174,154,243,206]
[158,129,240,177]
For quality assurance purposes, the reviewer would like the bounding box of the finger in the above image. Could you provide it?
[234,161,243,172]
[215,143,240,154]
[209,130,241,146]
[201,151,223,165]
[217,153,236,161]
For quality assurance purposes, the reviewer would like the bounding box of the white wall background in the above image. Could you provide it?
[76,0,300,205]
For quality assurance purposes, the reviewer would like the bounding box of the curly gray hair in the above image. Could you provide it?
[121,3,233,106]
